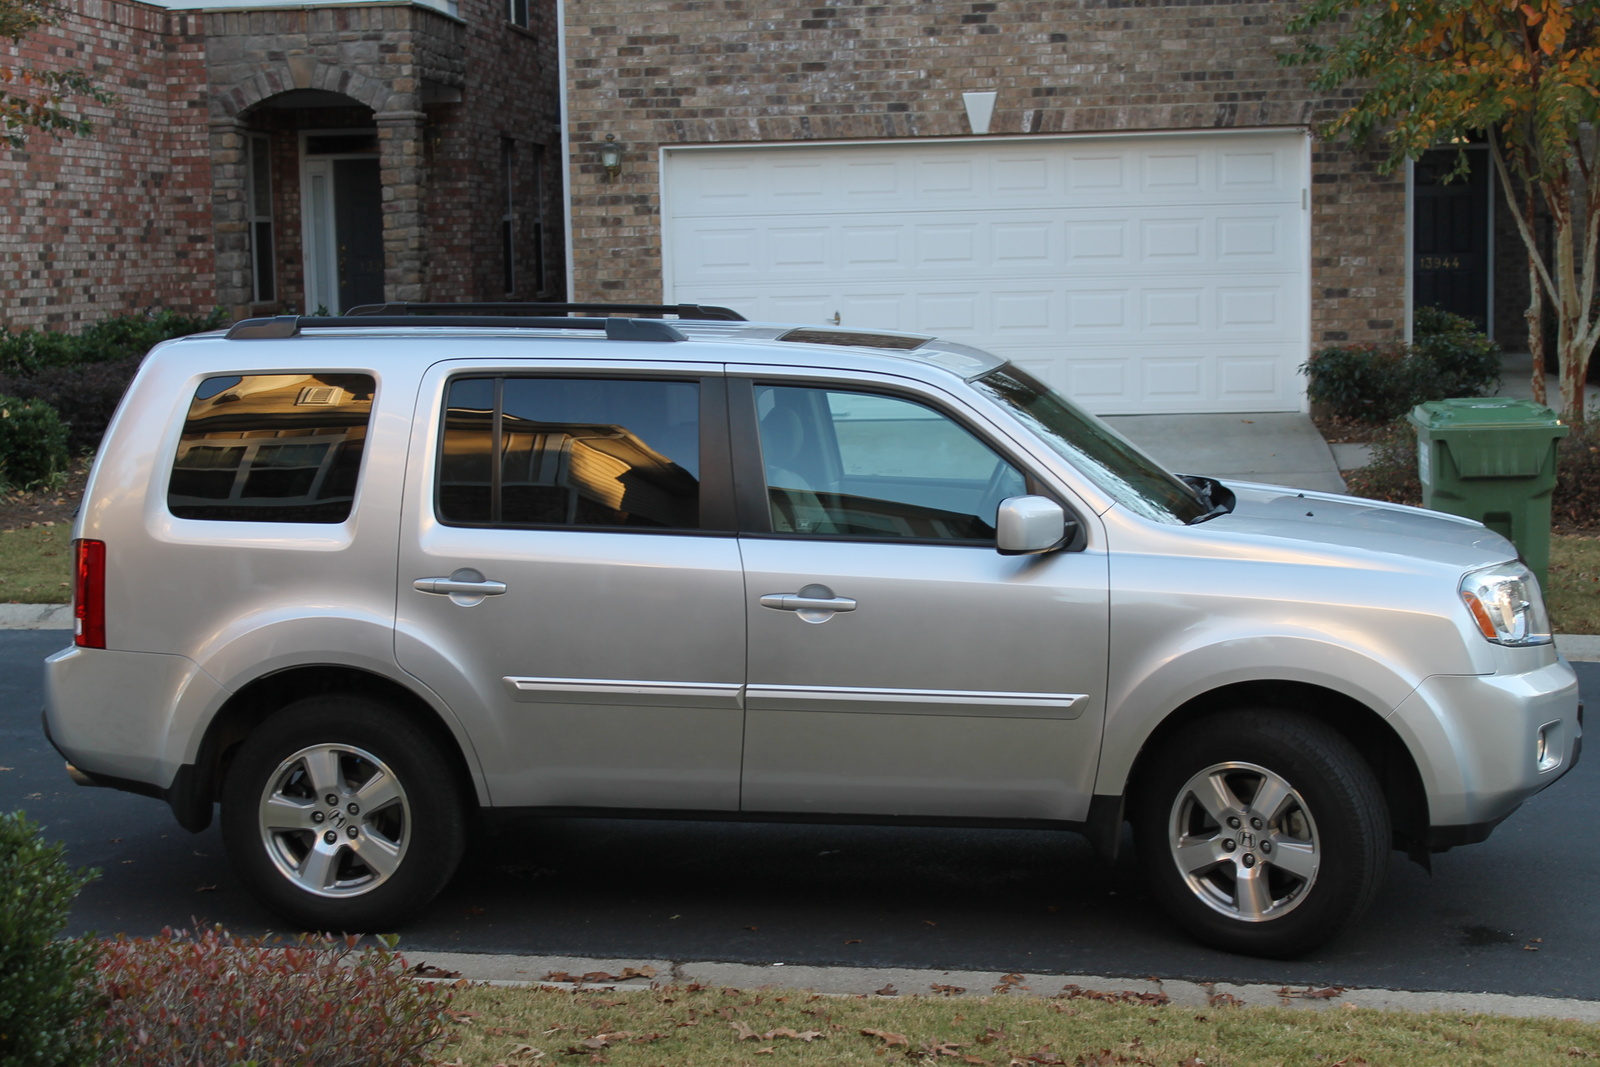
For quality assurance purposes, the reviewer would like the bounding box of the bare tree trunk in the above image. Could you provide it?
[1527,182,1547,406]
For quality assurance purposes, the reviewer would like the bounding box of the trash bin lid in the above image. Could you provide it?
[1409,396,1566,430]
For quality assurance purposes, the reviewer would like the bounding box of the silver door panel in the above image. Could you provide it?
[740,538,1109,819]
[396,524,746,811]
[740,710,1087,820]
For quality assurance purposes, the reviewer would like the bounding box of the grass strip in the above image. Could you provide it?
[0,522,70,604]
[438,982,1600,1066]
[1550,534,1600,635]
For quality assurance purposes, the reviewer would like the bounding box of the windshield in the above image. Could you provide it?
[973,365,1213,525]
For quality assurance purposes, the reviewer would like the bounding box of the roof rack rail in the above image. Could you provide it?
[344,301,746,321]
[224,314,687,342]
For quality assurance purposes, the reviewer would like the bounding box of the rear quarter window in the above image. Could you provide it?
[167,373,375,523]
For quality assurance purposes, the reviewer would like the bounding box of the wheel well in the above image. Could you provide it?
[1123,680,1432,867]
[178,666,478,833]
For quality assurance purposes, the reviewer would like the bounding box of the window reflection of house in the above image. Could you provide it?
[168,373,375,523]
[439,407,699,529]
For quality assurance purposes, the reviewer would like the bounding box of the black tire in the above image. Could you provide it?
[221,693,466,932]
[1131,709,1389,958]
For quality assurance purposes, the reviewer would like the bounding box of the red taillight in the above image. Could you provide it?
[73,539,105,649]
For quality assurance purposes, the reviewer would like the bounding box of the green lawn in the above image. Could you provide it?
[0,522,71,604]
[437,981,1600,1067]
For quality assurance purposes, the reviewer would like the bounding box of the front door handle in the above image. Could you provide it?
[759,583,856,624]
[414,568,506,606]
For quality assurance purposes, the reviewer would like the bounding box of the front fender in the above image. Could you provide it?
[1094,630,1425,795]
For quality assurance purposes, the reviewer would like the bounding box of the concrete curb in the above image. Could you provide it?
[1,605,1596,660]
[0,603,72,629]
[401,951,1600,1022]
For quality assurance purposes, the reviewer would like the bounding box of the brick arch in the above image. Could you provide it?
[215,63,388,121]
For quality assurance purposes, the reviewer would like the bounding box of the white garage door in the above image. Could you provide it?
[661,132,1309,415]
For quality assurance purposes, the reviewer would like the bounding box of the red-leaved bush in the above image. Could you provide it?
[96,926,453,1067]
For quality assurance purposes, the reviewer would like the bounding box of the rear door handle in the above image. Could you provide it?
[759,593,856,612]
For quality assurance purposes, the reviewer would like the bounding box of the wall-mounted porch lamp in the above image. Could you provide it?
[598,134,623,181]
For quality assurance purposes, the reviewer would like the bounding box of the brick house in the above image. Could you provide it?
[559,1,1521,416]
[1,0,564,328]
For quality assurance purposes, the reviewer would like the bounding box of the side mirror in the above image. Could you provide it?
[996,495,1072,555]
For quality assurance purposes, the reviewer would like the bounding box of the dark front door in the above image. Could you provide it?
[334,158,384,311]
[1413,148,1490,328]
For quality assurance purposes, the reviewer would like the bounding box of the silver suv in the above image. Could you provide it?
[43,304,1581,958]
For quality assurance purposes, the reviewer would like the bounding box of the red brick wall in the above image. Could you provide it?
[0,0,214,330]
[424,0,565,301]
[563,0,1407,348]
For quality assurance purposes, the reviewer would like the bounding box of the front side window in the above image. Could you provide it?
[755,385,1024,541]
[168,373,375,522]
[438,376,701,530]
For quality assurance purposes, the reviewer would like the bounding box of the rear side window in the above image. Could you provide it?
[167,373,375,523]
[438,376,701,529]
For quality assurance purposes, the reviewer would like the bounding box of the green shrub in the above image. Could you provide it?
[1304,306,1500,423]
[0,307,226,377]
[0,359,141,454]
[0,811,102,1067]
[1411,305,1501,398]
[97,927,453,1067]
[0,396,71,491]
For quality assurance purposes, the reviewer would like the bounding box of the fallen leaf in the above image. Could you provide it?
[844,938,863,944]
[730,1021,761,1041]
[1276,985,1345,1002]
[923,919,938,926]
[1206,992,1243,1007]
[196,884,217,892]
[408,962,463,979]
[861,1028,910,1047]
[1058,983,1169,1006]
[764,1028,824,1041]
[931,982,967,995]
[875,983,899,996]
[925,1039,966,1057]
[976,1026,1005,1044]
[752,1047,775,1055]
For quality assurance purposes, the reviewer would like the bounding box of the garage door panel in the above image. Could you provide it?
[664,133,1308,414]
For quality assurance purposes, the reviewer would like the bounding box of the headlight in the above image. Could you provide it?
[1460,562,1552,647]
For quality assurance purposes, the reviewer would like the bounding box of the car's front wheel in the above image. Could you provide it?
[221,694,465,931]
[1132,709,1389,958]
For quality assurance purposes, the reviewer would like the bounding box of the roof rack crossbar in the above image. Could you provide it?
[344,301,745,321]
[224,314,687,342]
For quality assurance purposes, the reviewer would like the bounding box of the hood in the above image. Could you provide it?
[1204,480,1517,571]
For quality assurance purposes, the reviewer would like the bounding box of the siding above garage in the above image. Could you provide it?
[664,132,1309,415]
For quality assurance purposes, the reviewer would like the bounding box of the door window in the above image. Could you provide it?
[438,376,702,529]
[754,384,1024,541]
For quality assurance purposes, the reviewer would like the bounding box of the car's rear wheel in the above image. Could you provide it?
[221,694,465,931]
[1132,709,1389,958]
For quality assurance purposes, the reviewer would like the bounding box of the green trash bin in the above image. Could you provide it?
[1408,397,1568,588]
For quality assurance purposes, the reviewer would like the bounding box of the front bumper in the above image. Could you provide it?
[1388,657,1581,836]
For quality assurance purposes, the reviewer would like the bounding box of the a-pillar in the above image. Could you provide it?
[376,109,429,303]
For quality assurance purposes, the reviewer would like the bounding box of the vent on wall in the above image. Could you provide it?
[296,385,343,406]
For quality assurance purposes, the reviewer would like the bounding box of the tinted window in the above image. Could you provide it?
[755,385,1024,541]
[167,373,374,523]
[438,376,701,529]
